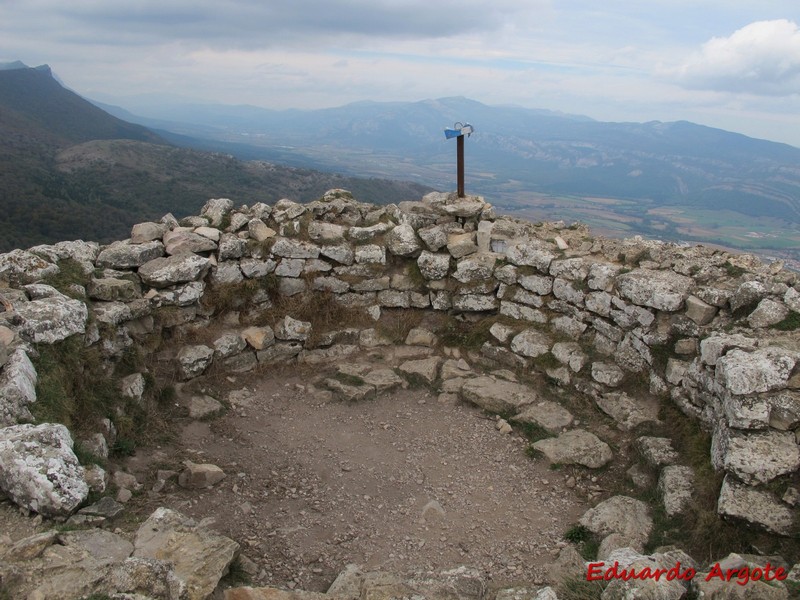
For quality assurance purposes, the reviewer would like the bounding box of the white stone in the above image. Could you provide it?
[616,268,694,311]
[533,429,613,469]
[579,496,653,546]
[748,298,790,328]
[385,223,421,256]
[176,345,214,380]
[0,349,37,425]
[138,253,210,288]
[14,289,88,343]
[716,347,795,395]
[717,475,794,535]
[0,423,88,517]
[658,465,694,516]
[510,328,550,358]
[417,251,451,280]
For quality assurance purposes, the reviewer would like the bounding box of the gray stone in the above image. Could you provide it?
[272,238,320,259]
[418,224,449,252]
[178,461,226,489]
[95,240,165,270]
[591,362,625,387]
[211,261,244,285]
[730,280,767,312]
[163,230,217,255]
[551,342,586,373]
[452,294,499,311]
[14,288,88,343]
[717,475,794,536]
[120,373,145,401]
[386,223,421,256]
[195,225,221,241]
[213,332,247,359]
[748,298,790,328]
[712,425,800,484]
[134,506,239,599]
[275,257,305,277]
[587,263,620,291]
[599,548,689,600]
[188,395,223,419]
[87,278,139,302]
[699,333,758,366]
[784,286,800,312]
[510,328,550,358]
[248,219,277,242]
[0,423,88,517]
[616,268,694,311]
[355,244,386,264]
[0,249,59,285]
[447,232,478,258]
[685,295,717,325]
[78,496,125,519]
[452,254,496,283]
[716,347,795,395]
[596,392,659,430]
[378,289,410,308]
[461,376,537,414]
[769,391,800,430]
[505,243,555,272]
[405,327,437,347]
[500,301,547,323]
[348,222,393,242]
[0,348,37,425]
[275,316,312,341]
[636,436,678,467]
[176,344,214,380]
[579,496,653,547]
[218,233,247,260]
[551,315,587,338]
[272,198,306,222]
[155,281,205,307]
[325,378,376,402]
[92,301,133,326]
[512,401,574,433]
[533,429,613,469]
[201,197,234,226]
[398,357,442,386]
[240,257,276,278]
[658,465,694,516]
[278,277,306,296]
[138,253,210,288]
[307,221,346,244]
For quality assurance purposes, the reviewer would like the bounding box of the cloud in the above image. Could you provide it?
[670,19,800,95]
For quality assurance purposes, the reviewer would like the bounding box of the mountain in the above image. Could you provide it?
[106,96,800,260]
[0,65,432,251]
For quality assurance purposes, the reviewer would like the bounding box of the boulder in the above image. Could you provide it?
[533,429,613,469]
[699,333,758,366]
[748,298,790,328]
[163,230,217,255]
[398,356,442,386]
[131,221,168,243]
[87,277,140,302]
[591,362,624,387]
[685,294,717,325]
[598,548,691,600]
[275,316,312,341]
[201,197,234,227]
[0,423,88,517]
[511,401,574,433]
[596,392,659,430]
[712,425,800,484]
[505,243,554,272]
[636,436,678,467]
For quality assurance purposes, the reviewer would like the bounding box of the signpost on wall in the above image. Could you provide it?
[444,122,474,198]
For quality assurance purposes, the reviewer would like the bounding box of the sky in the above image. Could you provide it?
[2,1,800,147]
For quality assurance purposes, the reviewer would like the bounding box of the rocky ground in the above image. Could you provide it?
[119,358,590,594]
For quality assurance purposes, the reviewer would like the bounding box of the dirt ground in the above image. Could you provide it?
[122,360,591,593]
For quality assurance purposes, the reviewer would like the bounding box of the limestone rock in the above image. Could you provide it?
[88,277,140,302]
[201,197,234,227]
[354,244,386,265]
[461,376,538,414]
[241,326,275,350]
[717,475,794,536]
[176,345,214,380]
[596,392,659,430]
[533,429,613,469]
[599,548,690,600]
[0,249,60,284]
[716,347,795,395]
[591,362,624,386]
[712,425,800,484]
[616,268,694,311]
[658,465,694,516]
[452,294,498,311]
[96,240,165,269]
[730,280,767,312]
[188,395,223,419]
[505,243,554,272]
[138,253,210,288]
[386,223,421,256]
[447,232,478,258]
[510,328,550,358]
[699,333,758,366]
[0,423,88,517]
[748,298,790,328]
[685,294,717,325]
[14,288,88,343]
[214,332,247,359]
[163,229,217,255]
[579,495,653,547]
[178,461,226,489]
[398,356,442,386]
[275,316,312,341]
[0,348,37,425]
[511,401,574,433]
[636,436,678,467]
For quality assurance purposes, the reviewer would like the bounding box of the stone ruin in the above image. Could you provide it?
[0,189,798,599]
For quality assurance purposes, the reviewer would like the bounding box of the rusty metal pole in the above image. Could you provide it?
[457,134,465,198]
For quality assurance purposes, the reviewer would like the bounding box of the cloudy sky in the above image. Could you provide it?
[2,1,800,147]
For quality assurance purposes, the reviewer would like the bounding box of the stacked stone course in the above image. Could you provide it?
[0,189,798,544]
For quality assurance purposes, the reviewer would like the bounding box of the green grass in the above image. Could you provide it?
[437,315,496,349]
[558,577,606,600]
[42,258,91,297]
[772,311,800,331]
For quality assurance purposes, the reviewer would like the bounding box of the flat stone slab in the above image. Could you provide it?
[717,475,794,536]
[712,425,800,485]
[511,401,574,433]
[532,429,613,469]
[595,392,659,430]
[460,376,538,415]
[579,495,653,547]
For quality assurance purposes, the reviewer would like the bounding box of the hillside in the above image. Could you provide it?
[0,65,433,251]
[107,96,800,261]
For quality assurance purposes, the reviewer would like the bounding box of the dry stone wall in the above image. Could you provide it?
[0,189,799,539]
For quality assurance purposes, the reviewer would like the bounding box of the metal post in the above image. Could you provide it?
[457,134,465,198]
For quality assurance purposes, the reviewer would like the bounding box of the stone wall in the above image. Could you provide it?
[0,189,798,534]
